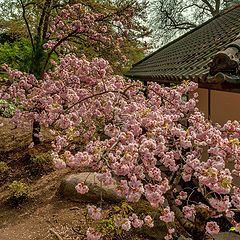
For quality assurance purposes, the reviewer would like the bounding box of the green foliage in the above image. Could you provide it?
[8,180,31,199]
[229,226,240,234]
[0,99,17,117]
[131,199,157,215]
[0,0,150,76]
[0,161,11,176]
[0,38,32,73]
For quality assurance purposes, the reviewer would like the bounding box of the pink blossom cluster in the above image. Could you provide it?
[182,205,196,219]
[144,215,154,228]
[209,196,231,212]
[86,227,101,240]
[205,221,220,234]
[75,182,89,194]
[2,54,240,237]
[114,214,131,231]
[175,191,187,205]
[129,213,143,228]
[160,207,175,223]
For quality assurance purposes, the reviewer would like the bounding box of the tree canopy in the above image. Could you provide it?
[0,0,149,76]
[147,0,240,47]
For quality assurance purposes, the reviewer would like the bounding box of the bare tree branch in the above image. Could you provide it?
[200,0,216,15]
[148,0,238,47]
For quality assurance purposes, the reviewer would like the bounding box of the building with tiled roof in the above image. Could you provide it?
[126,4,240,124]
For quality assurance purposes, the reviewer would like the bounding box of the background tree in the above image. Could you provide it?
[0,38,32,73]
[147,0,240,47]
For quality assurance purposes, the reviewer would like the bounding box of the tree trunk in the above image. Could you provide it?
[32,120,40,145]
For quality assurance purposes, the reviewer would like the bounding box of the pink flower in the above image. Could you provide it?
[101,26,107,33]
[121,218,131,231]
[175,199,182,205]
[144,215,154,228]
[225,209,234,218]
[130,214,143,228]
[209,196,231,212]
[164,234,172,240]
[182,205,196,219]
[179,191,188,200]
[86,227,101,240]
[28,142,34,148]
[160,207,175,223]
[53,158,66,169]
[115,180,129,197]
[168,228,175,234]
[75,182,89,194]
[205,221,220,235]
[145,184,165,207]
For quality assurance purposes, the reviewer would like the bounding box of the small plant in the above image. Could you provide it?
[0,99,17,117]
[8,180,31,200]
[0,161,11,176]
[96,202,134,238]
[29,152,53,174]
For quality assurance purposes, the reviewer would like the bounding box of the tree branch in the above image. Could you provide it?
[66,89,129,112]
[18,0,35,52]
[215,0,221,14]
[42,29,78,76]
[42,0,53,40]
[37,0,52,41]
[200,0,216,16]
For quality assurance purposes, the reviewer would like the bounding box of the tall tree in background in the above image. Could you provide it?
[147,0,240,47]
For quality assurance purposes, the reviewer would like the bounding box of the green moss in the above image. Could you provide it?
[131,199,159,215]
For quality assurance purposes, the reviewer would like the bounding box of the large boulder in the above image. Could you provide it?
[58,172,123,203]
[177,232,240,240]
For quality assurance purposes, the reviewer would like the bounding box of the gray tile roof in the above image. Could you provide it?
[125,5,240,91]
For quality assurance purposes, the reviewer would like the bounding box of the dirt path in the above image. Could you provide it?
[0,168,85,240]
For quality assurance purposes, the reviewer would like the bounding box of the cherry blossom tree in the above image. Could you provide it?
[1,3,240,240]
[1,2,140,144]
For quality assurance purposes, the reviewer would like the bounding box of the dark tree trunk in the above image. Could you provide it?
[32,120,40,145]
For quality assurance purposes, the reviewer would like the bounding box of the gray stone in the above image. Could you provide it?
[177,232,240,240]
[58,172,123,203]
[137,213,168,240]
[213,232,240,240]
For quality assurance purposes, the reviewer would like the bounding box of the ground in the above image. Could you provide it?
[0,117,147,240]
